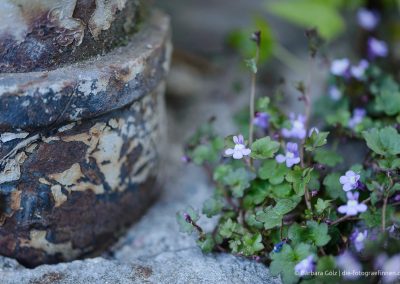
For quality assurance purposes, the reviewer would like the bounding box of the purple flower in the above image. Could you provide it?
[336,251,362,280]
[351,60,369,80]
[374,253,388,270]
[276,142,301,168]
[181,155,191,163]
[348,108,366,129]
[350,229,368,252]
[340,170,360,191]
[294,255,315,276]
[224,135,251,160]
[253,112,269,129]
[328,86,342,101]
[368,37,388,59]
[282,114,306,139]
[273,241,285,253]
[330,58,350,77]
[357,8,380,30]
[338,191,367,216]
[388,224,397,234]
[382,254,400,283]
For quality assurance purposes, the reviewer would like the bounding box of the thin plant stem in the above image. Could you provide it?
[300,57,314,211]
[185,215,205,240]
[248,32,261,166]
[249,42,260,146]
[382,173,394,231]
[382,193,389,232]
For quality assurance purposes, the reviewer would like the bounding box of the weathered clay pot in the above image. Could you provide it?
[0,3,171,267]
[0,0,147,73]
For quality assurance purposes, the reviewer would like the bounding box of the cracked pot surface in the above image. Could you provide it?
[0,10,171,267]
[0,0,149,73]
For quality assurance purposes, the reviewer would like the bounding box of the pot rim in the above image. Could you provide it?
[0,10,171,132]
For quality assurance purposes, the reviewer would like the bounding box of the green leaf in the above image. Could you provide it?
[317,255,336,271]
[305,131,329,151]
[243,180,269,207]
[266,0,345,40]
[374,77,400,116]
[314,148,343,167]
[285,167,312,196]
[315,256,340,283]
[229,239,242,253]
[259,159,289,184]
[250,137,280,159]
[271,183,293,199]
[219,219,237,238]
[223,168,255,198]
[270,245,298,284]
[197,233,215,253]
[378,157,400,170]
[213,165,232,183]
[326,109,350,127]
[245,212,264,229]
[256,97,270,112]
[270,243,315,284]
[241,233,265,255]
[323,173,346,201]
[191,145,211,165]
[363,127,400,156]
[191,137,224,165]
[202,197,224,218]
[288,221,331,247]
[360,208,382,228]
[256,197,300,229]
[308,221,331,246]
[315,198,331,214]
[256,207,283,229]
[274,198,301,215]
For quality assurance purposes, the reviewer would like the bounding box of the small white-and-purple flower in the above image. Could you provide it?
[338,191,367,216]
[336,251,362,280]
[382,254,400,283]
[340,170,360,191]
[330,58,350,77]
[282,114,306,140]
[357,8,380,30]
[351,59,369,80]
[351,229,368,252]
[328,85,342,101]
[308,127,319,137]
[368,37,388,59]
[348,108,366,129]
[276,142,301,168]
[224,135,251,160]
[294,255,315,276]
[253,112,269,129]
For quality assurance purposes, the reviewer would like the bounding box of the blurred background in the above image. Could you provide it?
[153,0,362,133]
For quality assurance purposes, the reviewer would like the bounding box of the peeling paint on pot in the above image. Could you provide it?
[0,11,171,267]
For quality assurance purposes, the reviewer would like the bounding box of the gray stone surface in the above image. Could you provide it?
[0,58,280,283]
